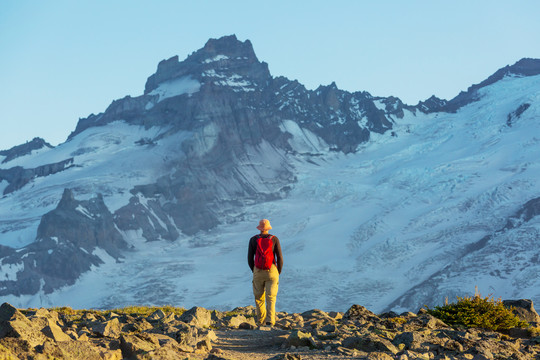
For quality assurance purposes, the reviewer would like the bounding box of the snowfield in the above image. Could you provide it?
[1,74,540,313]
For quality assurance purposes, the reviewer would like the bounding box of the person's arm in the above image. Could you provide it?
[247,236,255,272]
[274,236,283,274]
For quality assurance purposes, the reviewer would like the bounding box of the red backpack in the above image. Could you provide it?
[254,235,275,270]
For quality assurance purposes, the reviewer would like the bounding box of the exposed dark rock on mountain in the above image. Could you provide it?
[507,103,531,127]
[0,158,75,195]
[416,95,448,113]
[420,58,540,113]
[386,196,540,312]
[0,189,127,295]
[68,35,393,153]
[0,137,53,164]
[1,35,540,309]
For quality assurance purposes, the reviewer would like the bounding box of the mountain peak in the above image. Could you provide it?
[198,35,257,61]
[418,57,540,113]
[506,57,540,76]
[143,35,268,95]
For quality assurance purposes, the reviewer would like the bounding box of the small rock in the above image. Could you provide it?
[367,352,395,360]
[287,330,317,348]
[268,353,303,360]
[343,333,398,354]
[41,318,71,342]
[320,324,337,332]
[147,309,166,321]
[392,331,428,350]
[196,337,212,352]
[343,304,380,323]
[120,333,159,358]
[92,318,122,338]
[98,348,123,360]
[222,314,256,328]
[239,322,256,330]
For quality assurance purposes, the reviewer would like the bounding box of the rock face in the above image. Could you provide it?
[420,58,540,113]
[0,137,53,164]
[503,299,540,325]
[0,189,127,295]
[0,157,75,195]
[70,35,399,238]
[71,35,399,237]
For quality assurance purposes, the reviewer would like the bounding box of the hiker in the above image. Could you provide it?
[247,219,284,326]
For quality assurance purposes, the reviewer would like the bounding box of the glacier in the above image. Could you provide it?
[0,37,539,314]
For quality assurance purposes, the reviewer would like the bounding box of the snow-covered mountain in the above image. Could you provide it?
[1,35,539,313]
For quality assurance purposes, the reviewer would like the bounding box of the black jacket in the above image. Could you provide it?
[248,234,283,274]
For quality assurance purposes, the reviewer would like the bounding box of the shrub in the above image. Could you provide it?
[426,294,529,331]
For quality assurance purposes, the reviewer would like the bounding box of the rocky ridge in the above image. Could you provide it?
[0,300,539,360]
[0,189,127,296]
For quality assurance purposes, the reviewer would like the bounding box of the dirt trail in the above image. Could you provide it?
[210,328,356,360]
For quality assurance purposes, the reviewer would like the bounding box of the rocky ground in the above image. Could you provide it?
[0,301,539,360]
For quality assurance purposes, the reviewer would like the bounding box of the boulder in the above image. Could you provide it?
[0,302,46,347]
[92,318,122,338]
[174,323,199,351]
[34,308,62,326]
[179,306,212,328]
[342,334,399,355]
[196,337,212,352]
[221,314,256,329]
[147,309,166,321]
[141,344,183,360]
[120,333,160,358]
[503,299,540,324]
[287,330,317,348]
[55,340,106,360]
[41,318,71,342]
[344,304,381,323]
[392,331,428,351]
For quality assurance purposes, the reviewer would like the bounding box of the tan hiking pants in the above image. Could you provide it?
[252,264,279,325]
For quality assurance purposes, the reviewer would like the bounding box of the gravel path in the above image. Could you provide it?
[211,328,358,360]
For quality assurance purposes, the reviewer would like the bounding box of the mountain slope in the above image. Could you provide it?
[0,35,539,313]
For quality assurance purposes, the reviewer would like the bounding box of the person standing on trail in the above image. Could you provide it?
[248,219,283,326]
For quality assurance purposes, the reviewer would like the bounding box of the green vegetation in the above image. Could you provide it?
[426,294,529,331]
[387,317,407,325]
[47,305,186,317]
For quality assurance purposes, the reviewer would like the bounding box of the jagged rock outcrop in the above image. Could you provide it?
[0,158,75,195]
[0,189,127,295]
[0,137,53,164]
[68,34,394,153]
[420,58,540,113]
[63,35,400,239]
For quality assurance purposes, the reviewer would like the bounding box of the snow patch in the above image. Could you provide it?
[203,55,229,63]
[76,205,94,219]
[0,262,23,281]
[279,120,328,153]
[148,76,200,102]
[0,180,8,195]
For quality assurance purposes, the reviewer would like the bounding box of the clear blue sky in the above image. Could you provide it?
[1,0,540,149]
